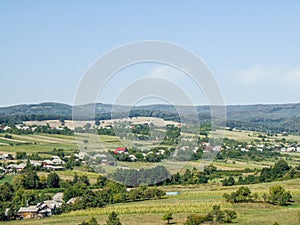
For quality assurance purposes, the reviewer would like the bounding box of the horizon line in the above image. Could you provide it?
[0,101,300,108]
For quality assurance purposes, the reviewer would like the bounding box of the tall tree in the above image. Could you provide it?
[47,172,60,188]
[106,211,122,225]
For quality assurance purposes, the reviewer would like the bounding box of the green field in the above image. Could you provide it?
[3,179,300,225]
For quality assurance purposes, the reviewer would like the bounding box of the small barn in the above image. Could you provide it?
[17,206,39,219]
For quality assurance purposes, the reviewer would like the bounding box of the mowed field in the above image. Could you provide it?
[24,117,179,130]
[4,179,300,225]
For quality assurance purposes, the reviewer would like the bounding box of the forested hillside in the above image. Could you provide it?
[1,102,300,133]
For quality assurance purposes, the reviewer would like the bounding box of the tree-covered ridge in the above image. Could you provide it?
[1,102,300,133]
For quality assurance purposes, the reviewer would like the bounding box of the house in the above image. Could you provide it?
[281,147,287,152]
[37,200,62,216]
[42,160,54,166]
[0,154,10,160]
[17,206,40,219]
[204,146,222,152]
[74,152,87,160]
[114,147,128,155]
[52,192,64,203]
[18,199,63,219]
[3,126,11,131]
[101,159,117,166]
[7,163,26,173]
[30,161,42,167]
[128,154,137,161]
[43,165,65,171]
[51,156,65,165]
[287,147,296,152]
[42,157,65,168]
[0,166,5,172]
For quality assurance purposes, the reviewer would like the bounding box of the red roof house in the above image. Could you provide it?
[114,147,128,155]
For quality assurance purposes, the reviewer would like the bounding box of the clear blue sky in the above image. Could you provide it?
[1,0,300,106]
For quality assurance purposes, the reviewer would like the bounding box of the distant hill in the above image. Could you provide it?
[0,102,300,133]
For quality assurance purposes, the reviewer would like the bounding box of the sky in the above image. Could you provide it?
[1,0,300,106]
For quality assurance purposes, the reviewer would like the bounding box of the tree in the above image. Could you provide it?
[272,159,290,179]
[84,123,92,130]
[12,171,41,189]
[222,176,235,186]
[223,210,237,223]
[184,214,207,225]
[106,211,122,225]
[95,120,100,126]
[79,217,99,225]
[47,172,60,188]
[79,175,90,186]
[266,185,292,206]
[223,186,257,203]
[204,164,217,175]
[162,212,173,224]
[63,184,84,202]
[0,182,14,202]
[73,173,79,184]
[96,175,108,187]
[59,117,65,126]
[16,152,27,159]
[207,205,224,222]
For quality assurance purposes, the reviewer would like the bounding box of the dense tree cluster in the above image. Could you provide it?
[217,148,281,162]
[131,123,150,136]
[222,160,299,186]
[63,179,165,212]
[223,185,292,206]
[162,125,181,145]
[166,168,209,185]
[112,166,209,187]
[0,124,73,135]
[112,166,170,186]
[185,205,237,224]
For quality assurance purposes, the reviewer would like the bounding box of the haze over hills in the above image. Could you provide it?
[0,102,300,133]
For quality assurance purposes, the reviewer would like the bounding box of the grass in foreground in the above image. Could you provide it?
[4,179,300,225]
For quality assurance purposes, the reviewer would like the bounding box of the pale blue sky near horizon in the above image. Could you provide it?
[1,1,300,107]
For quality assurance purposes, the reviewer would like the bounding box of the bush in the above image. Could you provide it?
[185,205,237,224]
[162,212,173,224]
[223,186,258,203]
[79,217,99,225]
[185,214,207,225]
[264,185,292,206]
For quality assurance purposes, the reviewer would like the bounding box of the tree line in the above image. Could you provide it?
[222,159,300,186]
